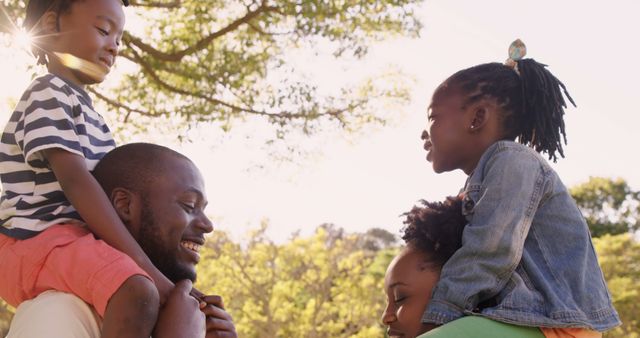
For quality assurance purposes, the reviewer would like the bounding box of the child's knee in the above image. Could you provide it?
[103,275,159,336]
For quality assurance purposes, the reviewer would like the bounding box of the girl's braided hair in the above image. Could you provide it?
[441,59,576,162]
[24,0,129,65]
[402,196,467,268]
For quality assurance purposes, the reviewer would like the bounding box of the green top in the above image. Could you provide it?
[418,316,545,338]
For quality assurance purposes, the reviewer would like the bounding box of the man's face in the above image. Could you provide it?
[136,157,213,282]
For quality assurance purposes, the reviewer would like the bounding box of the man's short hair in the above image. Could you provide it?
[92,142,191,197]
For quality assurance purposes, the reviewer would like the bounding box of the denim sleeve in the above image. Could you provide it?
[423,149,546,325]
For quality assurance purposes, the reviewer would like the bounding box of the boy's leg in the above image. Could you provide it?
[418,316,545,338]
[28,224,160,336]
[101,275,159,338]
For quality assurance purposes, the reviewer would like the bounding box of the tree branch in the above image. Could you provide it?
[87,87,162,122]
[122,3,279,62]
[125,40,358,122]
[128,0,181,8]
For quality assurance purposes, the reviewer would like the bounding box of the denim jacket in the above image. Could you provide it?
[422,141,620,331]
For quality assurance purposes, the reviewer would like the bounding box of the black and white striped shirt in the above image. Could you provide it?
[0,74,116,239]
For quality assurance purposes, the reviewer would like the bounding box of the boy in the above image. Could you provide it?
[0,1,173,336]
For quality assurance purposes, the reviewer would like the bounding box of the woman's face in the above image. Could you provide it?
[381,247,440,338]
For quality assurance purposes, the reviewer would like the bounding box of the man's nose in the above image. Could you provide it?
[196,213,214,234]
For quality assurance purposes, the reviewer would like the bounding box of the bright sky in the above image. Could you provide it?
[1,0,639,243]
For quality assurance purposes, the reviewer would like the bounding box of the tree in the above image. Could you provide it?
[1,0,422,138]
[195,223,398,338]
[570,177,640,237]
[593,234,640,338]
[0,300,14,337]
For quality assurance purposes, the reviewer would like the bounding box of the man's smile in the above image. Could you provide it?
[180,240,202,252]
[180,239,203,263]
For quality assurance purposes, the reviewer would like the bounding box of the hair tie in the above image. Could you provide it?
[505,39,526,75]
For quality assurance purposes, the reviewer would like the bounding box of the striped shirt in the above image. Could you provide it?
[0,74,116,239]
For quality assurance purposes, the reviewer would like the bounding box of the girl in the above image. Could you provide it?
[419,40,620,337]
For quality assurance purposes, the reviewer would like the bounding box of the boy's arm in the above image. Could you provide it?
[423,150,547,325]
[44,148,174,302]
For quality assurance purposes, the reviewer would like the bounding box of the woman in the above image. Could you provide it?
[382,197,545,338]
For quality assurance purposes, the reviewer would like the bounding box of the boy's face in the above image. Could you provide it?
[47,0,125,86]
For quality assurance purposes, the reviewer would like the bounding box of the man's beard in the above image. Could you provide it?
[137,199,196,283]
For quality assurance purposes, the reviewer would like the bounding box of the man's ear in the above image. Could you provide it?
[112,188,133,220]
[111,188,142,237]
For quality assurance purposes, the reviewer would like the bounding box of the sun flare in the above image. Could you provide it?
[13,28,31,52]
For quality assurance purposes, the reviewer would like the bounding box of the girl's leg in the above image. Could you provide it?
[101,275,159,338]
[418,316,545,338]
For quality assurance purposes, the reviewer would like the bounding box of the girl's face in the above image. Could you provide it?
[423,85,475,174]
[381,247,440,338]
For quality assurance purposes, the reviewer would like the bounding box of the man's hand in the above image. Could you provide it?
[200,294,237,338]
[154,280,206,338]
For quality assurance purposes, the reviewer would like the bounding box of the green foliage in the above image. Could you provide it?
[570,177,640,237]
[196,223,398,338]
[1,0,422,137]
[0,299,14,337]
[593,234,640,338]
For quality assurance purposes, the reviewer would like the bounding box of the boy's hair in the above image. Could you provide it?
[402,196,467,269]
[24,0,129,65]
[440,60,575,162]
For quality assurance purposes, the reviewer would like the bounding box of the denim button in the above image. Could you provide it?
[462,195,475,214]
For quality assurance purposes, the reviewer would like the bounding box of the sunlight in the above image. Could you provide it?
[0,3,30,54]
[12,28,31,52]
[0,19,33,120]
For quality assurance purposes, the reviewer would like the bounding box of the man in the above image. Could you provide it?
[6,143,236,338]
